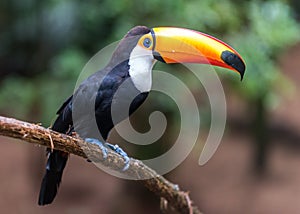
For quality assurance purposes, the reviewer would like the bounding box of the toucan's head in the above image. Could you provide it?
[112,26,245,92]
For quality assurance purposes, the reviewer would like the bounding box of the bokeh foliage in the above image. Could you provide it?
[227,1,300,104]
[0,0,299,126]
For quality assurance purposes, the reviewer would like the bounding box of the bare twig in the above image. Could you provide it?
[0,116,201,214]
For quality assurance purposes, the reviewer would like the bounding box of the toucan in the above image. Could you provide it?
[38,26,245,205]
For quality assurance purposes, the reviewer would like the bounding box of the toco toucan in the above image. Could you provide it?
[38,26,245,205]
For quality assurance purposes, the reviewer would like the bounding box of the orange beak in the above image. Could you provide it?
[151,27,246,80]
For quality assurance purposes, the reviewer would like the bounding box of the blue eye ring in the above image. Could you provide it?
[143,38,152,48]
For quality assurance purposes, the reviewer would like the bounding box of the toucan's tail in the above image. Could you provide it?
[38,150,68,205]
[38,96,72,205]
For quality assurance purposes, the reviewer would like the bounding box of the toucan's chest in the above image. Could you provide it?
[95,70,149,116]
[72,58,152,139]
[93,62,150,138]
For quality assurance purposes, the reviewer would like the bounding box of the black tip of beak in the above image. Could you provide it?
[221,50,246,81]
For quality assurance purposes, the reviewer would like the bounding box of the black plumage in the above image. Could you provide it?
[38,26,151,205]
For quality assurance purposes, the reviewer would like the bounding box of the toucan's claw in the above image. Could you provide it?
[105,143,130,171]
[85,139,130,170]
[85,138,108,160]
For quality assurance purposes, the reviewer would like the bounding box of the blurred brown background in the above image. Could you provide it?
[1,0,300,213]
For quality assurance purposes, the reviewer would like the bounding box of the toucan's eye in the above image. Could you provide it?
[143,38,152,48]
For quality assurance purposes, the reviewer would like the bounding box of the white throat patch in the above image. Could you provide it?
[129,45,156,93]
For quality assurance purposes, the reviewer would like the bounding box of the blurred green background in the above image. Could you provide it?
[1,0,300,213]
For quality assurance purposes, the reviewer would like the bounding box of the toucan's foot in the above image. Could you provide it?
[105,143,130,171]
[85,138,108,160]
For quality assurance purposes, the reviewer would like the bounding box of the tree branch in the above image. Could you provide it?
[0,116,201,214]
